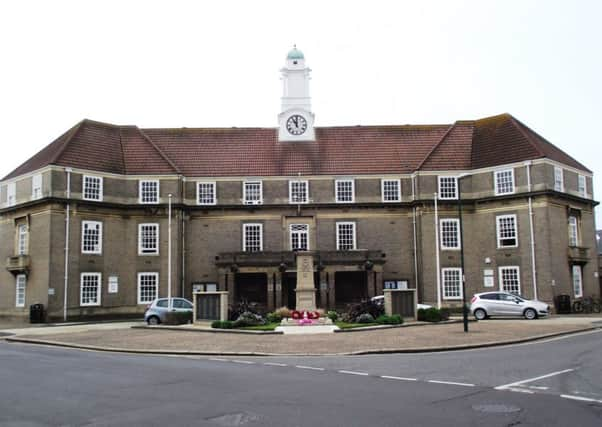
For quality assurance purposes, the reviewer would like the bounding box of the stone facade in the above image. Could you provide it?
[0,160,598,321]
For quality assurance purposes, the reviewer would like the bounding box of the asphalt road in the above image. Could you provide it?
[0,330,601,426]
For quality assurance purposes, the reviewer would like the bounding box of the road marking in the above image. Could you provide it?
[428,380,475,387]
[380,375,417,382]
[495,368,575,390]
[528,386,549,390]
[209,358,230,362]
[507,387,534,394]
[561,394,602,404]
[295,365,325,371]
[264,362,287,367]
[232,360,255,364]
[338,370,369,376]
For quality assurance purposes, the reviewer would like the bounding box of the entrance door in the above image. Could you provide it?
[235,273,268,312]
[335,271,367,309]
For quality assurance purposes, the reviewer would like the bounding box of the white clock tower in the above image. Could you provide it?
[278,46,315,141]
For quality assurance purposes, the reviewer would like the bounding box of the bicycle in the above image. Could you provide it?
[572,296,601,314]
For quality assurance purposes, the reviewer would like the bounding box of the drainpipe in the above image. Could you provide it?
[167,194,173,309]
[525,161,538,299]
[434,193,441,309]
[63,167,72,321]
[180,176,186,298]
[412,206,419,301]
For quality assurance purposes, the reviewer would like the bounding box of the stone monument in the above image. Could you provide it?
[295,252,316,311]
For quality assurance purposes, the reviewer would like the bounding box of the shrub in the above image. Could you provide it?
[356,313,375,323]
[228,299,262,321]
[233,311,266,327]
[417,307,449,322]
[376,314,403,325]
[327,310,339,322]
[342,300,384,323]
[211,320,234,329]
[266,312,282,323]
[274,306,292,319]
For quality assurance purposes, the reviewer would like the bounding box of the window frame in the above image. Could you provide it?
[335,179,355,203]
[336,221,357,251]
[81,220,103,255]
[568,216,579,247]
[243,181,263,205]
[496,214,518,248]
[138,223,159,255]
[572,265,583,298]
[441,267,463,300]
[381,179,401,202]
[197,181,217,205]
[498,266,521,295]
[243,223,263,252]
[578,175,587,198]
[17,223,28,256]
[15,274,26,308]
[83,175,103,201]
[440,218,461,250]
[32,174,42,199]
[139,180,160,204]
[289,180,309,204]
[290,223,309,251]
[80,272,102,307]
[438,176,458,200]
[494,169,515,196]
[554,167,564,192]
[7,182,16,206]
[137,272,159,305]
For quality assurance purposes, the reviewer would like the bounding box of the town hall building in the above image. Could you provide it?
[0,47,598,321]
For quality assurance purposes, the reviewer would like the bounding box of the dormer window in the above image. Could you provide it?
[197,182,216,205]
[494,169,514,195]
[289,180,309,204]
[335,179,355,203]
[139,180,159,204]
[438,177,458,200]
[83,175,103,201]
[243,181,263,205]
[381,179,401,202]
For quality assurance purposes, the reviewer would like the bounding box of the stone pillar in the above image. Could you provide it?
[319,269,328,310]
[295,253,316,311]
[267,270,275,312]
[327,268,336,310]
[275,272,283,309]
[366,270,376,298]
[374,270,383,296]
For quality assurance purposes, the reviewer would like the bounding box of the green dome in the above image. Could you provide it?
[287,46,304,60]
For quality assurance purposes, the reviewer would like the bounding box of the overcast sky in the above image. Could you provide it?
[1,0,600,224]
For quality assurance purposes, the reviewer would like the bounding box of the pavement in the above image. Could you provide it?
[1,315,601,356]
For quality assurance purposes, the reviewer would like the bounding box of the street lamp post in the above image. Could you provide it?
[457,176,469,333]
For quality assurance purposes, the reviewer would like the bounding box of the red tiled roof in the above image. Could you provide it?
[2,113,591,180]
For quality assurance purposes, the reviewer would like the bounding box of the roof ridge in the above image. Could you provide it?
[48,120,87,165]
[507,115,545,157]
[415,123,456,171]
[135,127,182,174]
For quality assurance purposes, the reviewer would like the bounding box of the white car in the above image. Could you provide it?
[370,295,432,310]
[470,291,550,320]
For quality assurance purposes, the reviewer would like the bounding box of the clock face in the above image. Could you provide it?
[286,115,308,135]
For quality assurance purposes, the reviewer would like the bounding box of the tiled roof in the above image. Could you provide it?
[2,113,591,180]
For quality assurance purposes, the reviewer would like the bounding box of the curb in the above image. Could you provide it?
[4,325,599,357]
[131,325,283,335]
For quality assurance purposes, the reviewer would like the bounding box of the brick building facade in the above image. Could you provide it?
[0,48,598,321]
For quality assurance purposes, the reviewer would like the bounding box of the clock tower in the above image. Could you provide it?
[278,46,315,141]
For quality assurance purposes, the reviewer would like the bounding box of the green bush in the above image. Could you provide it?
[417,307,450,322]
[376,314,403,325]
[266,312,282,323]
[327,310,339,322]
[211,320,234,329]
[356,313,375,323]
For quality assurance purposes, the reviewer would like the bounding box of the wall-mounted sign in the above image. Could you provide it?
[384,280,408,290]
[108,276,119,293]
[192,282,218,293]
[48,288,55,296]
[483,269,494,288]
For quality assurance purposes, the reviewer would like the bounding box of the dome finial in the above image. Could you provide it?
[286,45,304,60]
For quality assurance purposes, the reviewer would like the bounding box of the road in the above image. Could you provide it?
[0,330,601,426]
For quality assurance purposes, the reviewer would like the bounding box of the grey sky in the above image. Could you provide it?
[1,0,600,224]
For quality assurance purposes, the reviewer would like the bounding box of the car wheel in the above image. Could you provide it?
[147,316,160,325]
[474,308,487,320]
[524,308,537,320]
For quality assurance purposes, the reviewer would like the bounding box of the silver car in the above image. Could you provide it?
[470,291,550,320]
[144,298,193,325]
